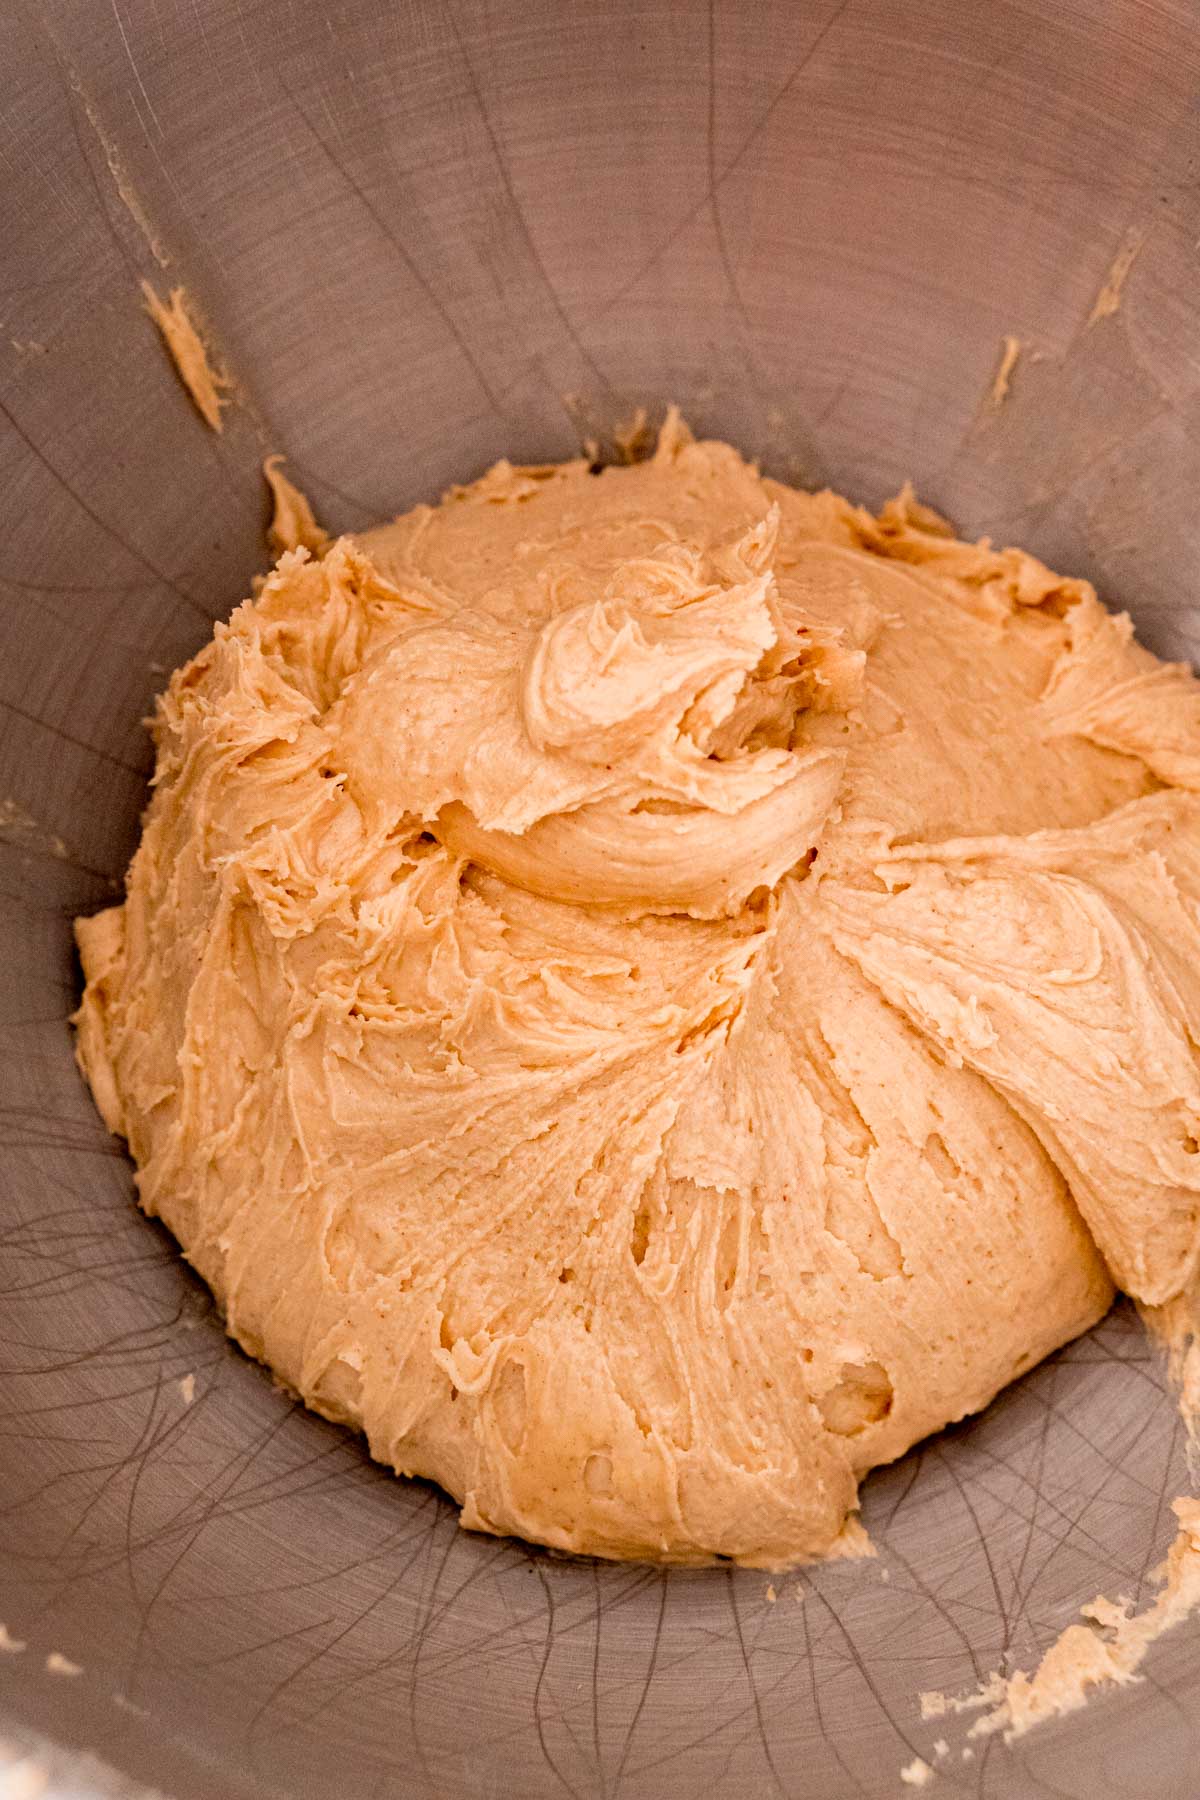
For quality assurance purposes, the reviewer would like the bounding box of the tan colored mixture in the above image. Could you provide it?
[74,415,1200,1567]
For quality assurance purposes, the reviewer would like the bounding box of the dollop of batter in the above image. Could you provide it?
[74,415,1200,1566]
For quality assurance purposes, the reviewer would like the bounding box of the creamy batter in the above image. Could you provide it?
[73,414,1200,1567]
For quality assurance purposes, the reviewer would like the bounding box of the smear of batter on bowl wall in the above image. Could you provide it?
[986,334,1021,410]
[919,1498,1200,1741]
[72,412,1200,1687]
[141,282,230,432]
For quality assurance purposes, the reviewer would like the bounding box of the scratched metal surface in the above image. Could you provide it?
[2,2,1200,1796]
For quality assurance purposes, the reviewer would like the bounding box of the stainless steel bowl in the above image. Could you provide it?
[3,2,1199,1795]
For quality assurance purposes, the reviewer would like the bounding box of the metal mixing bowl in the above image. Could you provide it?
[3,2,1199,1795]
